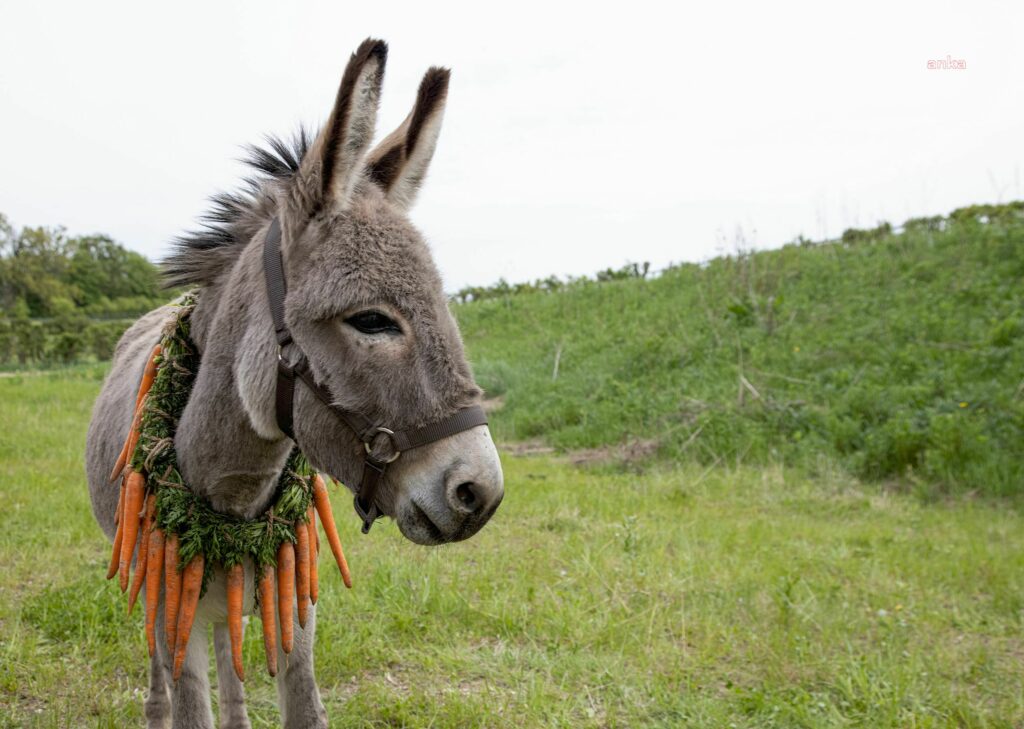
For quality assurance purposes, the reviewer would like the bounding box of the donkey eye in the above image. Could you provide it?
[345,311,402,335]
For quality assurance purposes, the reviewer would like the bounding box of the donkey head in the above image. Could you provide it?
[268,40,502,545]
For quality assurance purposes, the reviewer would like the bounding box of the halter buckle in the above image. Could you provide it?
[353,494,380,534]
[364,426,401,464]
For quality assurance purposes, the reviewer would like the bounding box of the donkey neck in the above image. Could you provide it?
[174,231,292,520]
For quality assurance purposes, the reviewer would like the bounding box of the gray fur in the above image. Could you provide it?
[146,616,172,728]
[85,39,503,727]
[214,623,251,728]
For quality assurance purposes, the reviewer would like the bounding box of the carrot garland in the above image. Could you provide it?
[121,399,146,475]
[259,564,278,677]
[127,493,156,615]
[312,474,352,588]
[164,533,182,653]
[118,471,145,592]
[135,344,161,405]
[308,506,319,605]
[109,431,132,483]
[277,541,295,654]
[104,297,357,680]
[106,482,125,580]
[108,405,138,483]
[295,516,311,629]
[109,387,151,482]
[145,527,165,656]
[226,563,245,682]
[173,554,204,681]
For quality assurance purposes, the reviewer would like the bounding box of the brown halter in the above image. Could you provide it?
[261,218,488,533]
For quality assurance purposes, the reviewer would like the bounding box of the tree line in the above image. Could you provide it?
[0,214,167,366]
[4,200,1021,367]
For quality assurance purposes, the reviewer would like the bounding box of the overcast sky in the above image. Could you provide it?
[1,1,1021,290]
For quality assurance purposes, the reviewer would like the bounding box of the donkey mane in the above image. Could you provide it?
[162,129,312,289]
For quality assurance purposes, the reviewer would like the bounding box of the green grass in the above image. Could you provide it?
[2,369,1022,727]
[457,207,1024,496]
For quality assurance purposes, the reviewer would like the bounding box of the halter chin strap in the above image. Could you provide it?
[261,217,488,533]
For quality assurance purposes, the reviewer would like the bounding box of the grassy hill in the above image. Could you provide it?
[457,203,1024,497]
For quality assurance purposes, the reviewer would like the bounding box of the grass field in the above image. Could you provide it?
[1,368,1022,727]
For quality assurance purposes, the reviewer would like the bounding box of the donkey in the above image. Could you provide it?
[84,39,504,728]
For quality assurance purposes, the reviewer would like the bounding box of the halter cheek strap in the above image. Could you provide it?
[261,218,488,533]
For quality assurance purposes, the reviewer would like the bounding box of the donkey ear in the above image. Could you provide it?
[296,38,387,213]
[365,66,449,211]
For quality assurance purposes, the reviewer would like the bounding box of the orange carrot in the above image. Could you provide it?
[121,395,147,472]
[312,504,320,554]
[259,563,277,677]
[308,506,319,605]
[118,471,145,592]
[106,482,125,579]
[108,344,161,482]
[127,493,156,614]
[277,541,295,654]
[109,395,147,482]
[109,413,137,482]
[109,435,131,483]
[173,554,204,681]
[164,533,182,652]
[145,527,165,656]
[135,344,161,408]
[312,474,351,588]
[295,518,311,629]
[226,563,245,682]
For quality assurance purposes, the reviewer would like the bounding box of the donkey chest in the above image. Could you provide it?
[197,471,282,521]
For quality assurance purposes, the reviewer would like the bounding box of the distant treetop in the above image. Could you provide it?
[0,213,165,319]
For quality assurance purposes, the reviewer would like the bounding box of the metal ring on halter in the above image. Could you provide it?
[364,427,402,464]
[277,340,297,363]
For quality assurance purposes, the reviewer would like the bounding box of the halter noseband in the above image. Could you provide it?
[261,218,487,534]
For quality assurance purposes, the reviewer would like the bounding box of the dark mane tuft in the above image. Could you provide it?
[161,128,312,288]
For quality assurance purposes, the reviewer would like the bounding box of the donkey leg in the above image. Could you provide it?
[275,602,327,729]
[157,613,215,729]
[145,610,172,729]
[213,622,252,729]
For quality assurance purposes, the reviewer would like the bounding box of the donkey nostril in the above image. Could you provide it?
[455,482,478,510]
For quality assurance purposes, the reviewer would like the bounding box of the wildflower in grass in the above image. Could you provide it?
[959,402,968,408]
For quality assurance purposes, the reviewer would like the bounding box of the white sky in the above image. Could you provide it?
[1,1,1021,290]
